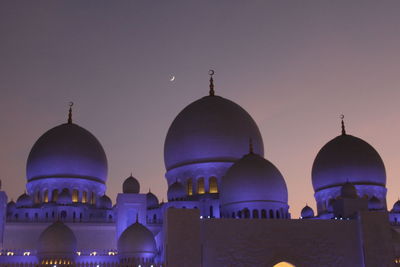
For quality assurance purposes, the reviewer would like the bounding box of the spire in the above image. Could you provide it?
[68,102,74,124]
[209,70,215,96]
[340,114,346,135]
[249,138,254,154]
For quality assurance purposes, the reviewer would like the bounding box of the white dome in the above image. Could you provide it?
[38,221,77,260]
[164,95,264,171]
[167,182,186,201]
[220,152,288,207]
[123,175,140,194]
[117,222,157,259]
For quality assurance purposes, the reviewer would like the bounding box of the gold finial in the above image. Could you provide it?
[68,102,74,124]
[249,138,254,154]
[340,114,346,135]
[209,70,215,96]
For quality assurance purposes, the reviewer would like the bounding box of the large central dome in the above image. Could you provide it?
[164,95,264,170]
[27,123,108,184]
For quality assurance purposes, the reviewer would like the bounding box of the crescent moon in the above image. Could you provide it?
[69,101,74,107]
[170,76,175,82]
[209,70,215,76]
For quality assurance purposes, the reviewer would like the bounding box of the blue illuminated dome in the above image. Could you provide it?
[37,221,77,261]
[146,191,159,209]
[164,95,264,171]
[301,205,314,219]
[393,200,400,213]
[167,181,186,201]
[16,193,33,208]
[312,134,386,192]
[27,123,108,184]
[122,175,140,194]
[220,150,289,218]
[117,221,157,260]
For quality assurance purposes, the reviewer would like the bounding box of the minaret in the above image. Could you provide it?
[68,102,73,124]
[209,70,215,96]
[340,114,346,135]
[0,179,8,249]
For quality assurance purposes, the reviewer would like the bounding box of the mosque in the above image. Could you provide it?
[0,73,399,267]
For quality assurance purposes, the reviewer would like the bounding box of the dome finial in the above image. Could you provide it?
[340,114,346,135]
[209,70,215,96]
[68,102,74,124]
[249,138,254,154]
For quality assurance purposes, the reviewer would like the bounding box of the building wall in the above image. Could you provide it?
[164,209,396,267]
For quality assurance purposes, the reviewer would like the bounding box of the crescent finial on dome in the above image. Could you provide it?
[209,70,215,96]
[249,138,254,154]
[68,102,74,124]
[340,114,346,135]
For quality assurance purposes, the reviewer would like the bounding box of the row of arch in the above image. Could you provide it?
[186,177,218,195]
[8,210,113,223]
[225,208,289,219]
[33,189,97,204]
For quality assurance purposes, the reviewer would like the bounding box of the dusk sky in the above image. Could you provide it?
[1,1,400,217]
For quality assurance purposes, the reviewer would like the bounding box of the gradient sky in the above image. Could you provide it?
[1,1,400,217]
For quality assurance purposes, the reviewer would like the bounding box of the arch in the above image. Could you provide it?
[82,191,88,203]
[52,189,58,202]
[209,176,218,193]
[90,192,96,204]
[43,189,49,203]
[35,191,40,204]
[276,210,280,219]
[261,209,267,218]
[72,189,79,202]
[197,177,205,194]
[187,179,193,196]
[273,262,296,267]
[269,209,274,219]
[210,206,214,218]
[243,208,250,218]
[237,210,242,218]
[253,209,259,218]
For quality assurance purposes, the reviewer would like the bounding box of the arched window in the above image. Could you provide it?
[253,209,259,218]
[61,211,67,219]
[73,212,76,222]
[269,209,274,219]
[237,210,242,218]
[72,190,79,202]
[82,191,88,203]
[43,190,49,203]
[90,192,96,205]
[244,209,250,218]
[153,214,157,222]
[52,189,58,202]
[261,209,267,218]
[210,206,214,218]
[197,178,205,194]
[35,191,40,204]
[276,210,280,219]
[273,262,296,267]
[209,177,218,193]
[232,212,235,218]
[187,179,193,196]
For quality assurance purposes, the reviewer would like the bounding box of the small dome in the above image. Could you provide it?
[220,153,288,206]
[27,123,108,184]
[7,200,16,211]
[117,222,157,259]
[312,134,386,192]
[340,182,358,199]
[301,205,314,219]
[123,175,140,194]
[167,181,186,201]
[57,189,72,205]
[368,196,382,210]
[146,191,159,209]
[16,193,33,208]
[98,195,112,209]
[38,221,77,259]
[164,95,264,171]
[392,200,400,213]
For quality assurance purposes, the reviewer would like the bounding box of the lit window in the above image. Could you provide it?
[44,190,49,203]
[91,192,96,205]
[90,251,97,256]
[52,189,58,202]
[197,178,205,194]
[6,251,14,256]
[76,251,81,256]
[209,177,218,193]
[187,179,193,196]
[82,191,87,203]
[108,251,116,255]
[23,251,30,256]
[72,189,79,203]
